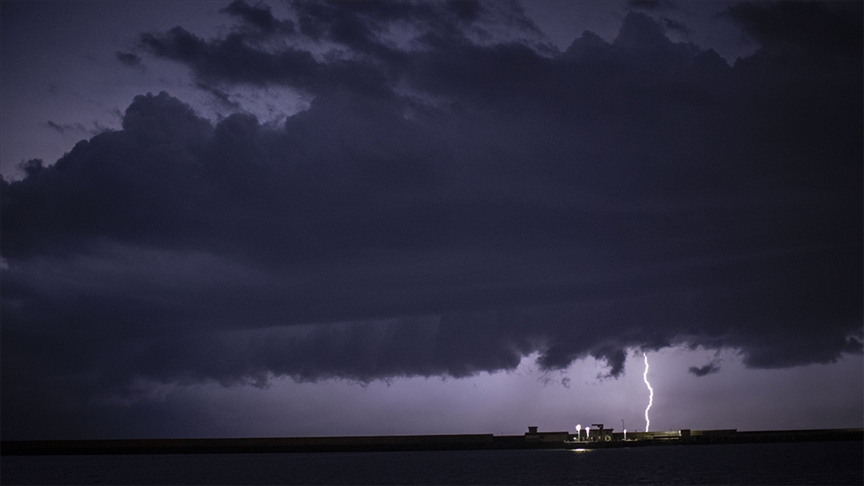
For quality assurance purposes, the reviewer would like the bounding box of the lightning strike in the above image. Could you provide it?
[643,353,654,432]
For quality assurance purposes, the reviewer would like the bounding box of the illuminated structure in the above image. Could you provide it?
[564,425,615,442]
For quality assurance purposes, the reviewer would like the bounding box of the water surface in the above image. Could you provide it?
[3,441,861,485]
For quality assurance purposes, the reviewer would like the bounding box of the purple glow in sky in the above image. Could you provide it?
[1,0,861,440]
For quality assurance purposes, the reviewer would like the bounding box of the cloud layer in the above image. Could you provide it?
[2,1,861,438]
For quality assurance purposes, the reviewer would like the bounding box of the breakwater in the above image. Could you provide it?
[2,428,861,455]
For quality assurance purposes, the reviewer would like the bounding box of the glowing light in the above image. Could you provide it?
[575,424,581,440]
[624,429,627,440]
[643,353,654,432]
[585,426,590,439]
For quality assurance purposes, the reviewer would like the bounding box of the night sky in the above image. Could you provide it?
[1,0,861,441]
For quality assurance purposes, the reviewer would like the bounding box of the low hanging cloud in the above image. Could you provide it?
[44,120,110,136]
[45,120,75,134]
[115,50,143,68]
[2,1,862,438]
[688,361,721,377]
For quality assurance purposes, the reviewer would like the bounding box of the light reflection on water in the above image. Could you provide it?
[2,441,861,485]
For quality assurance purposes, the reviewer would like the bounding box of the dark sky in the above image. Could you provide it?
[1,0,861,440]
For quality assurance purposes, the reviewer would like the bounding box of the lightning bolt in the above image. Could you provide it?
[643,353,653,432]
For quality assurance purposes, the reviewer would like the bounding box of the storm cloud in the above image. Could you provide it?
[2,1,861,439]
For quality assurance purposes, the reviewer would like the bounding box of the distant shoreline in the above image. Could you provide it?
[2,428,861,456]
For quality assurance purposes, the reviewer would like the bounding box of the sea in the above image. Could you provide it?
[2,441,861,485]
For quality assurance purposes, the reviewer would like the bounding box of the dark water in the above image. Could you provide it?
[2,441,862,485]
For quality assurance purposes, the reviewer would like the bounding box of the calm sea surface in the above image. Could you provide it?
[2,441,861,485]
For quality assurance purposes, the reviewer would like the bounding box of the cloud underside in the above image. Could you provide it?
[2,1,862,435]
